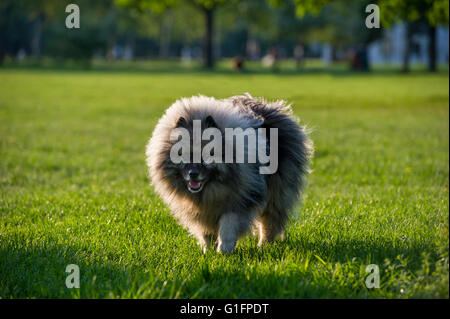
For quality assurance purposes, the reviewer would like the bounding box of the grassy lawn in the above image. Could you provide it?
[0,67,448,298]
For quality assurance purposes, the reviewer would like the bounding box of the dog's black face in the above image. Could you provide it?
[180,163,211,193]
[169,115,221,194]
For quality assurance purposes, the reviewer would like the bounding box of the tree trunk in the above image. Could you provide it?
[361,43,370,71]
[0,3,12,65]
[428,24,437,72]
[159,11,173,58]
[203,7,214,68]
[402,23,411,73]
[31,13,44,58]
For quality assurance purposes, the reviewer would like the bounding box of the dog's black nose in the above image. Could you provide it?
[188,168,200,179]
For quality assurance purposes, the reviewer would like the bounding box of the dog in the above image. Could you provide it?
[146,93,313,253]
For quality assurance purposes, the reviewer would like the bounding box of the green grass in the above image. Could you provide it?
[0,66,448,298]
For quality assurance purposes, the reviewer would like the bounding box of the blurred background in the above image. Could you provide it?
[0,0,448,73]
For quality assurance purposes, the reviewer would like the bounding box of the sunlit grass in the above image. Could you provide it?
[0,67,448,298]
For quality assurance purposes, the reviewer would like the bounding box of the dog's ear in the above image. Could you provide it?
[176,116,188,128]
[205,115,218,128]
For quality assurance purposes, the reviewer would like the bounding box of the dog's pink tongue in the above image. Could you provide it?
[189,181,201,189]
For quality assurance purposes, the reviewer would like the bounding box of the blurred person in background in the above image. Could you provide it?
[294,42,304,70]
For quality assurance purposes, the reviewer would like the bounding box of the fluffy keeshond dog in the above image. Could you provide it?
[146,93,313,253]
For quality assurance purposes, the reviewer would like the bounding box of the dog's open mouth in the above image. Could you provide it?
[188,180,205,193]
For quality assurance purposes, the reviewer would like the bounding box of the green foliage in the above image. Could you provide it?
[268,0,331,17]
[379,0,450,26]
[427,0,450,25]
[116,0,179,14]
[292,0,331,17]
[0,66,448,298]
[116,0,228,13]
[194,0,228,10]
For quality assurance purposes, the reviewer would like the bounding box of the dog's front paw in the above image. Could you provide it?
[217,240,236,253]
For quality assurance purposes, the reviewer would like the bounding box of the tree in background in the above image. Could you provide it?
[116,0,345,68]
[217,0,282,60]
[0,0,63,63]
[0,1,30,64]
[116,0,229,68]
[43,0,117,66]
[0,0,119,66]
[269,0,384,71]
[1,0,448,71]
[379,0,449,72]
[312,0,383,70]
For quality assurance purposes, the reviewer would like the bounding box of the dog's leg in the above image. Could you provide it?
[217,213,241,253]
[257,211,286,246]
[199,234,217,253]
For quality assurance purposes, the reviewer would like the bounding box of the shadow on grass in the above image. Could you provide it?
[0,243,185,298]
[239,234,439,270]
[0,230,440,298]
[180,235,444,298]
